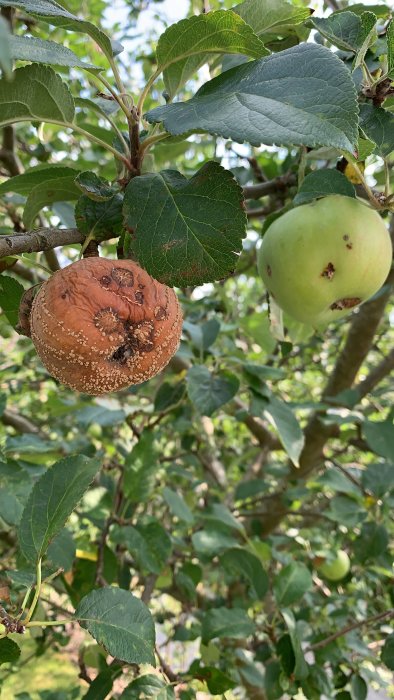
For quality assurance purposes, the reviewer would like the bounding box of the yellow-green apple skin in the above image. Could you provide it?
[318,550,350,581]
[257,195,392,326]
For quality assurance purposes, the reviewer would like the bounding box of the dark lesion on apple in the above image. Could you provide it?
[321,262,335,279]
[330,297,361,311]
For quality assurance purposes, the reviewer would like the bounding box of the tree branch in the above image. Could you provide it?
[353,347,394,402]
[307,608,394,652]
[0,228,114,258]
[243,173,296,201]
[2,408,45,436]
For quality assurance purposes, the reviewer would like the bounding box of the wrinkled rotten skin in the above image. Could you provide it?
[257,195,393,326]
[29,257,183,395]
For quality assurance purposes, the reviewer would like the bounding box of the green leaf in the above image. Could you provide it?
[47,528,76,571]
[187,365,239,416]
[8,35,99,71]
[163,487,194,524]
[123,430,157,503]
[0,462,32,526]
[262,396,304,467]
[363,420,394,461]
[0,637,21,665]
[387,20,394,78]
[235,0,312,38]
[82,670,117,700]
[352,12,378,72]
[0,164,78,197]
[354,522,388,561]
[111,521,172,574]
[203,503,245,533]
[294,169,355,206]
[282,609,309,680]
[361,463,394,498]
[0,275,24,328]
[0,16,12,80]
[190,665,236,694]
[201,606,255,643]
[75,405,126,427]
[350,674,368,700]
[154,381,185,412]
[120,674,175,700]
[75,172,117,202]
[75,588,155,665]
[23,173,81,228]
[220,547,269,598]
[274,562,312,606]
[157,10,268,98]
[310,11,375,54]
[381,633,394,671]
[0,0,114,62]
[146,44,358,154]
[359,104,394,157]
[0,64,74,129]
[75,194,124,239]
[18,454,101,563]
[123,161,246,287]
[192,527,239,556]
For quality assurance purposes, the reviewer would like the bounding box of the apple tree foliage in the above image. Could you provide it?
[0,0,393,698]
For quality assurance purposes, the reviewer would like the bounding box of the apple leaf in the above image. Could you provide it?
[157,10,268,98]
[0,64,74,130]
[8,35,99,71]
[123,161,246,287]
[75,588,155,665]
[294,169,355,205]
[0,0,114,61]
[235,0,312,37]
[147,44,358,153]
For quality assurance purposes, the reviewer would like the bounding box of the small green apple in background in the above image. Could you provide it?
[257,195,392,327]
[317,550,351,581]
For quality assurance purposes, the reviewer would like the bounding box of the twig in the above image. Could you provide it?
[243,173,297,200]
[0,228,113,258]
[307,609,394,652]
[353,348,394,401]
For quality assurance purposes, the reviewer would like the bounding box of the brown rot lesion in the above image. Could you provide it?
[94,307,122,334]
[330,297,361,311]
[321,262,335,279]
[154,306,168,321]
[111,267,134,287]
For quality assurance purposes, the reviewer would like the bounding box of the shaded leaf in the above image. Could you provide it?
[75,194,123,239]
[0,64,74,129]
[354,522,388,561]
[274,562,312,606]
[387,20,394,78]
[154,381,185,412]
[190,664,236,694]
[123,161,246,287]
[0,164,78,197]
[147,44,358,153]
[294,169,355,205]
[163,487,194,523]
[157,10,268,98]
[363,420,394,461]
[123,430,157,503]
[18,455,101,563]
[352,13,378,71]
[235,0,312,38]
[75,588,155,665]
[192,528,239,556]
[120,674,175,700]
[220,547,269,598]
[0,275,24,328]
[0,637,21,665]
[0,16,12,80]
[282,609,309,680]
[8,35,98,70]
[75,171,117,202]
[82,670,117,700]
[359,104,394,157]
[0,0,114,61]
[111,521,172,574]
[201,606,255,643]
[263,396,304,467]
[381,633,394,671]
[350,674,368,700]
[23,174,81,228]
[361,462,394,498]
[311,11,375,54]
[47,528,75,571]
[187,365,239,416]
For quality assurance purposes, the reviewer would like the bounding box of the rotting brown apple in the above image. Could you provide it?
[28,257,183,395]
[257,195,392,326]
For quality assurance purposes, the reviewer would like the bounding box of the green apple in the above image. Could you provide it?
[318,550,350,581]
[257,195,392,326]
